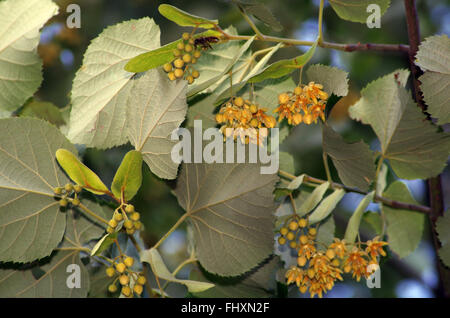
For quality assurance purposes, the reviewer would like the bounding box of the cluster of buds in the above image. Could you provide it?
[53,183,82,208]
[107,204,142,235]
[163,32,202,84]
[275,82,328,126]
[279,217,388,298]
[215,96,277,145]
[106,256,147,297]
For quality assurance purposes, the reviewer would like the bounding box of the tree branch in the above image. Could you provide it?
[278,170,432,214]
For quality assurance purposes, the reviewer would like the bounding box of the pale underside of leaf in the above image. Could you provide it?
[420,71,450,125]
[126,69,187,180]
[436,211,450,268]
[0,118,76,262]
[68,18,160,148]
[174,161,278,276]
[415,34,450,74]
[0,0,58,112]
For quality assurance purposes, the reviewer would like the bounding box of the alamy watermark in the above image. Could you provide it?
[367,4,381,28]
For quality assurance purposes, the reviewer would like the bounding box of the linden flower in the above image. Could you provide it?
[298,241,316,259]
[344,247,369,282]
[274,103,296,124]
[329,238,347,259]
[303,81,329,103]
[285,266,306,287]
[365,236,388,261]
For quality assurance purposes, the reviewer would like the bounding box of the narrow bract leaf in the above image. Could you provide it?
[322,124,375,191]
[248,40,318,83]
[382,181,424,258]
[329,0,390,23]
[68,18,160,148]
[111,151,143,201]
[141,248,214,292]
[126,70,188,180]
[124,30,222,73]
[91,232,118,256]
[298,182,329,215]
[158,4,218,29]
[287,174,305,190]
[308,189,345,224]
[56,149,109,195]
[188,37,255,97]
[0,0,58,112]
[0,118,75,262]
[344,191,374,243]
[436,211,450,268]
[375,163,388,197]
[306,64,349,97]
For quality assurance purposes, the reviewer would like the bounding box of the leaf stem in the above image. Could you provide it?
[76,202,109,225]
[318,0,325,42]
[161,256,198,291]
[152,212,190,250]
[322,152,332,184]
[278,169,431,214]
[373,156,385,197]
[237,5,265,40]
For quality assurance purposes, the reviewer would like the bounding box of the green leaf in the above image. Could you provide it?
[0,118,75,262]
[308,189,345,224]
[363,211,383,236]
[316,216,336,249]
[250,76,297,113]
[298,182,330,215]
[19,100,66,127]
[415,35,450,124]
[382,181,425,258]
[158,4,218,29]
[126,70,187,180]
[68,18,160,148]
[186,93,219,129]
[415,34,450,74]
[248,40,318,83]
[436,211,450,268]
[0,201,105,297]
[420,71,450,125]
[111,150,143,201]
[0,0,58,112]
[344,191,375,243]
[322,124,375,191]
[124,30,222,73]
[306,64,349,97]
[56,148,110,195]
[189,256,281,297]
[174,155,278,276]
[91,232,117,257]
[329,0,390,23]
[141,248,215,292]
[349,70,450,180]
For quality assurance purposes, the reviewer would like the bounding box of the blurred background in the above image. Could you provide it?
[36,0,449,298]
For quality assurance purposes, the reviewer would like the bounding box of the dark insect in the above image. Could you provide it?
[194,36,220,50]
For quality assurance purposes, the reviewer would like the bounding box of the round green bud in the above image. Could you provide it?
[192,70,200,78]
[182,32,190,41]
[124,220,133,230]
[108,219,118,229]
[174,68,184,78]
[168,72,176,81]
[163,63,172,73]
[173,49,181,57]
[73,185,83,193]
[173,58,184,69]
[125,205,135,213]
[193,50,201,59]
[59,199,68,207]
[184,44,193,53]
[108,284,118,293]
[176,42,185,51]
[106,267,115,277]
[182,53,192,63]
[64,183,73,193]
[72,198,80,206]
[187,75,194,84]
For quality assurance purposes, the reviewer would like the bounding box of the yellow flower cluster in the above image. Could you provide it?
[105,256,147,297]
[106,203,142,235]
[163,33,202,84]
[275,82,328,126]
[279,217,388,298]
[215,96,277,145]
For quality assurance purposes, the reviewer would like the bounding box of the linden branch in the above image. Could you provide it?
[278,169,432,214]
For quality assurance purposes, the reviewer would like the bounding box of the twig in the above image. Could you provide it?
[278,169,431,214]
